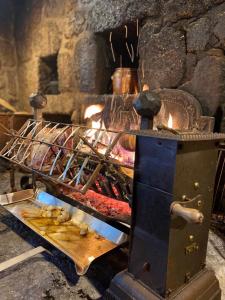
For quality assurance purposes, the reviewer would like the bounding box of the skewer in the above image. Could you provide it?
[137,19,139,37]
[126,42,133,62]
[76,129,104,186]
[214,155,225,201]
[136,19,139,57]
[142,60,145,79]
[136,35,139,57]
[3,120,35,157]
[124,24,133,63]
[19,123,52,164]
[124,25,128,39]
[109,32,116,63]
[131,43,134,62]
[49,127,80,176]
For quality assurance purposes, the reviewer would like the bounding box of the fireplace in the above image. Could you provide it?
[0,1,225,300]
[1,0,223,129]
[81,89,215,134]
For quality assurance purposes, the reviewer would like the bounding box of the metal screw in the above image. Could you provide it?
[143,262,150,272]
[182,195,187,200]
[197,200,202,207]
[189,235,194,242]
[194,182,199,189]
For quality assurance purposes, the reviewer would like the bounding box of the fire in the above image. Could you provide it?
[168,114,173,128]
[84,104,104,119]
[84,104,104,129]
[84,104,135,166]
[142,84,149,91]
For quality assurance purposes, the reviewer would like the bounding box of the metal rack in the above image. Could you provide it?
[0,119,134,201]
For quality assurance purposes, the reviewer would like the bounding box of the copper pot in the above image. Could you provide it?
[111,68,138,95]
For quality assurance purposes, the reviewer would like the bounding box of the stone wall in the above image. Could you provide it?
[0,1,18,107]
[87,0,225,118]
[137,1,225,117]
[14,0,77,112]
[7,0,225,125]
[12,0,110,114]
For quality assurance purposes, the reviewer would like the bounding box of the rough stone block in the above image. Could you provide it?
[183,53,198,82]
[0,76,6,90]
[214,12,225,49]
[162,0,207,24]
[58,52,74,92]
[0,1,15,40]
[89,0,160,32]
[44,93,75,114]
[74,33,111,93]
[44,22,62,55]
[0,40,16,67]
[65,10,86,38]
[180,54,225,116]
[187,17,211,52]
[7,71,17,97]
[17,40,33,63]
[138,26,186,89]
[43,0,65,18]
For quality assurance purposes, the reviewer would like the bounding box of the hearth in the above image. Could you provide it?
[1,1,225,299]
[0,91,223,300]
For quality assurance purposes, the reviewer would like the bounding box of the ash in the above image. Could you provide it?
[0,170,225,299]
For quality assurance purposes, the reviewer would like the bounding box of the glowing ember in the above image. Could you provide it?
[84,104,104,119]
[168,113,173,128]
[91,120,102,129]
[142,84,149,91]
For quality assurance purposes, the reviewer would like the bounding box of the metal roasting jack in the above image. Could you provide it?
[106,94,223,299]
[0,87,224,299]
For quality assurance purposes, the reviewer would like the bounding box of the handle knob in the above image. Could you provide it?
[171,203,204,224]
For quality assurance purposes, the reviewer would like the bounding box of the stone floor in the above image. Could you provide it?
[0,170,225,299]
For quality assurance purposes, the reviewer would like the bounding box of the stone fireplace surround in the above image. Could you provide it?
[1,0,225,131]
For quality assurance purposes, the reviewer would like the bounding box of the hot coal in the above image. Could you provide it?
[67,189,131,220]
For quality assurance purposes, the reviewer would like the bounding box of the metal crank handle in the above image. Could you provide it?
[171,203,204,224]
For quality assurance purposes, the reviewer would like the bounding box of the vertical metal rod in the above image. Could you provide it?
[32,107,42,192]
[10,164,16,192]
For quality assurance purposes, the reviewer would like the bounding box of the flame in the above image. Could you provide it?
[142,84,149,91]
[84,104,104,130]
[168,114,173,128]
[84,104,104,119]
[92,120,103,129]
